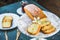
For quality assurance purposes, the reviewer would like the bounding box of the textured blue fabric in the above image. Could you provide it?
[0,0,60,40]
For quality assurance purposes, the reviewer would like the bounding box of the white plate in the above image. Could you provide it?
[0,13,19,30]
[17,7,25,15]
[17,11,60,38]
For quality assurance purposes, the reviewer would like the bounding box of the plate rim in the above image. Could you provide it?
[17,7,25,15]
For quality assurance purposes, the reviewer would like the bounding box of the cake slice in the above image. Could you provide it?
[40,18,51,26]
[2,16,13,28]
[44,27,56,34]
[24,4,47,20]
[41,25,56,34]
[27,23,41,35]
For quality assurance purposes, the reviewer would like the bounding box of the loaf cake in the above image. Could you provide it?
[24,4,47,20]
[2,16,13,28]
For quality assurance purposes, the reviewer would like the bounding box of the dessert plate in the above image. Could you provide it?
[17,7,25,15]
[0,13,19,30]
[17,11,60,38]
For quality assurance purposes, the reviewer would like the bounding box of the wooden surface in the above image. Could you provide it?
[0,0,20,7]
[37,0,60,17]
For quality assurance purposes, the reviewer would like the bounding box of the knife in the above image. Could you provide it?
[5,31,8,40]
[16,29,20,40]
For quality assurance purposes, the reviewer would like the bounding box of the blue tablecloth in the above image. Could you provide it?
[0,1,60,40]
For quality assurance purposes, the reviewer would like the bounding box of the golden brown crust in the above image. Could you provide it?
[24,8,34,20]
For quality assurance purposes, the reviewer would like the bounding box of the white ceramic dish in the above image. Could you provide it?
[17,10,60,38]
[17,7,25,15]
[0,13,19,30]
